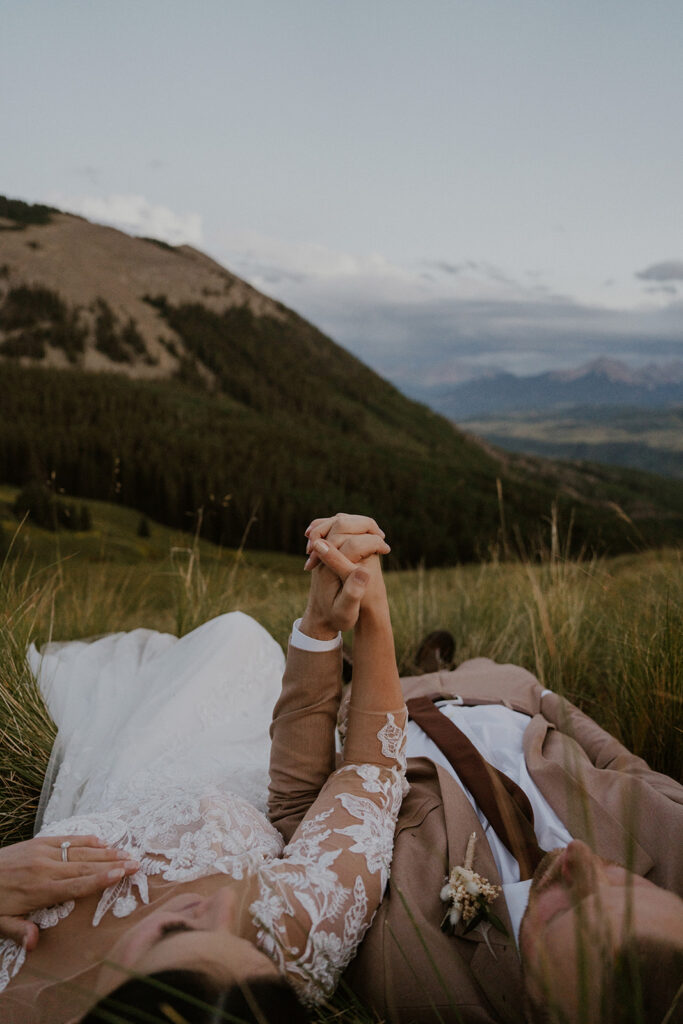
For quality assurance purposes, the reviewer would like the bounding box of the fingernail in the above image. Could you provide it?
[116,850,130,859]
[314,540,329,553]
[304,557,313,570]
[304,527,311,536]
[124,861,140,871]
[306,541,311,553]
[107,868,125,881]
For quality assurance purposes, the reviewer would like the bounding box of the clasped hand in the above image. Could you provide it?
[299,513,390,638]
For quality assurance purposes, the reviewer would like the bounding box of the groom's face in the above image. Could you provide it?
[519,840,683,1021]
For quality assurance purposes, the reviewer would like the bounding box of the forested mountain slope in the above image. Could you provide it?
[1,196,682,563]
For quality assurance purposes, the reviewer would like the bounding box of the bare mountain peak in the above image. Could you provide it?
[0,199,291,381]
[549,358,638,384]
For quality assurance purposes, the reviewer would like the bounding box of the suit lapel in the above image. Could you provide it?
[438,764,527,1023]
[523,715,654,876]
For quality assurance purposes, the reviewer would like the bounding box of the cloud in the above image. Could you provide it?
[644,284,678,296]
[222,233,528,309]
[428,260,464,276]
[223,231,404,285]
[56,193,202,246]
[71,165,102,186]
[635,260,683,282]
[325,293,683,385]
[211,232,683,385]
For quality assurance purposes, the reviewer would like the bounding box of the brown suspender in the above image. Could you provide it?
[406,695,545,880]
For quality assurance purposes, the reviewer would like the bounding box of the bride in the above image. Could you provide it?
[0,515,405,1022]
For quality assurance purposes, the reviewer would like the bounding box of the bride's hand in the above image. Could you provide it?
[0,836,139,951]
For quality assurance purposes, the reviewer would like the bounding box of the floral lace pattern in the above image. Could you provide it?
[0,900,73,992]
[0,779,284,992]
[251,716,407,1006]
[38,779,284,922]
[378,712,409,794]
[0,942,25,994]
[1,614,407,1008]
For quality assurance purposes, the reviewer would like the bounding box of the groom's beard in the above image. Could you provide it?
[517,846,569,955]
[518,849,568,1024]
[526,847,566,901]
[516,848,564,967]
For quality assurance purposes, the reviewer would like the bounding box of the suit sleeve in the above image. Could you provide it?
[541,690,683,804]
[268,644,342,843]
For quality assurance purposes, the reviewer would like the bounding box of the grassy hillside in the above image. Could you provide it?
[2,196,683,563]
[3,360,683,564]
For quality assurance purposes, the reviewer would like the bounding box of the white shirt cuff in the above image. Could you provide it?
[290,618,342,652]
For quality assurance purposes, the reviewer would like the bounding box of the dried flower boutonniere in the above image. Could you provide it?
[440,832,508,941]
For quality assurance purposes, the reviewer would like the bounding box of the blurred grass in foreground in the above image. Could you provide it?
[0,503,681,1024]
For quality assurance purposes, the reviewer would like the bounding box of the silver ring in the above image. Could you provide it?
[60,841,71,863]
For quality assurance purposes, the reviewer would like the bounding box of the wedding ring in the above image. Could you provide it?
[60,840,71,863]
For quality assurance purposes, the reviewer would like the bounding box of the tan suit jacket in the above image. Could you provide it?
[269,649,683,1024]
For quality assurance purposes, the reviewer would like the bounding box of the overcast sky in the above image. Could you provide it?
[2,0,682,385]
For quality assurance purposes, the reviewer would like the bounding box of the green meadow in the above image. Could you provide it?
[2,484,681,849]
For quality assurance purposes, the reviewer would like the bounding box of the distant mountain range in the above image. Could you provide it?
[408,358,683,421]
[1,195,683,561]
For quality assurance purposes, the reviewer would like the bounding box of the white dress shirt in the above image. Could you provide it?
[289,621,573,943]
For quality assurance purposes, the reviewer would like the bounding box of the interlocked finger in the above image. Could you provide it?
[306,532,390,571]
[338,534,391,560]
[310,539,358,580]
[305,514,385,547]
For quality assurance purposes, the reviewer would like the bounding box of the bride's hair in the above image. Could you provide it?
[80,969,311,1023]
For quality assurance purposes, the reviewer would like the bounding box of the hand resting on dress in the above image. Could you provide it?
[0,835,139,951]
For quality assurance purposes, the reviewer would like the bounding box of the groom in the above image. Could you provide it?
[269,514,683,1024]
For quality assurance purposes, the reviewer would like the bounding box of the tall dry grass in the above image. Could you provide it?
[2,525,680,845]
[387,548,682,781]
[0,523,681,1023]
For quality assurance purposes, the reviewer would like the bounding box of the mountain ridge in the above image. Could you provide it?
[0,202,289,383]
[410,358,683,420]
[549,357,683,387]
[1,195,682,562]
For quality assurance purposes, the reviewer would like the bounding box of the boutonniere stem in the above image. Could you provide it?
[440,832,508,938]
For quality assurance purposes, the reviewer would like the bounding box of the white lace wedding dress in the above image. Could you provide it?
[0,612,407,1008]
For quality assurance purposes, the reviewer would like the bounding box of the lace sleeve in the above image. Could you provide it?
[251,708,407,1005]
